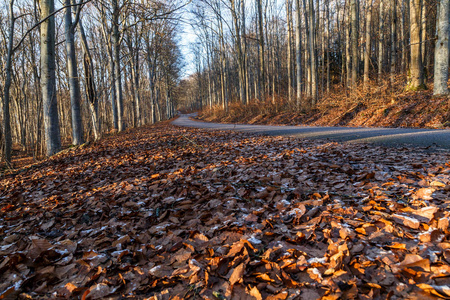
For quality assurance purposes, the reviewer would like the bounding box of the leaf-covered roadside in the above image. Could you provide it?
[2,122,450,299]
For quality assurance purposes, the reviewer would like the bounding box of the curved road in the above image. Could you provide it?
[173,114,450,150]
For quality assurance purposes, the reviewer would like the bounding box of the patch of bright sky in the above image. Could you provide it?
[179,0,285,79]
[179,6,198,79]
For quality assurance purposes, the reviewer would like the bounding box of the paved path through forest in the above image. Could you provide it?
[173,113,450,150]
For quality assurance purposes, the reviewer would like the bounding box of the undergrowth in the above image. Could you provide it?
[199,75,450,129]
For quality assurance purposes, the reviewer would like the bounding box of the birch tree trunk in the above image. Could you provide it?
[433,0,449,96]
[40,0,61,156]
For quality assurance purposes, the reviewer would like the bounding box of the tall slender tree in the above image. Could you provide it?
[295,0,302,106]
[64,0,84,145]
[350,0,359,87]
[40,0,61,156]
[2,0,16,165]
[363,0,373,87]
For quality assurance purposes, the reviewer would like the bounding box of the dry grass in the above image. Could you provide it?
[199,76,450,129]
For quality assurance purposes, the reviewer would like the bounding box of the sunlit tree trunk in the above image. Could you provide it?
[350,0,359,87]
[408,0,426,90]
[421,0,427,68]
[363,0,373,87]
[433,0,449,96]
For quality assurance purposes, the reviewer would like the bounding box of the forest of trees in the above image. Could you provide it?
[182,0,449,112]
[0,0,185,165]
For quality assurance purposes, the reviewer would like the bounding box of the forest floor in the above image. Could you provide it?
[198,79,450,129]
[2,121,450,299]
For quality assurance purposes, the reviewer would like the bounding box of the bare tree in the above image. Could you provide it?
[350,0,359,87]
[40,0,61,156]
[64,0,84,145]
[2,0,16,165]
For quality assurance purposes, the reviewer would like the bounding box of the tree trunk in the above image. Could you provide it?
[230,0,246,104]
[433,0,449,96]
[309,0,317,103]
[65,0,84,145]
[79,19,100,140]
[346,1,351,86]
[40,0,61,156]
[400,0,407,73]
[351,0,359,87]
[257,0,265,100]
[363,0,373,87]
[378,0,384,82]
[390,0,397,87]
[295,0,302,107]
[302,0,311,97]
[112,0,124,131]
[326,0,330,92]
[2,0,15,165]
[408,0,426,90]
[286,0,293,103]
[421,0,427,68]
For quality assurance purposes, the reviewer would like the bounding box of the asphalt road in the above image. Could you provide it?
[172,114,450,150]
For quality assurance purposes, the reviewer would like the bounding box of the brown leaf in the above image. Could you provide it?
[392,214,420,229]
[229,263,245,286]
[417,284,450,299]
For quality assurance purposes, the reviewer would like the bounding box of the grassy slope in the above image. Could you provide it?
[199,78,450,129]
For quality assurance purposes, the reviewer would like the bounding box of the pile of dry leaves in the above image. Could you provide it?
[2,122,450,299]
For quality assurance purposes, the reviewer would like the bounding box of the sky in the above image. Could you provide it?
[177,0,286,79]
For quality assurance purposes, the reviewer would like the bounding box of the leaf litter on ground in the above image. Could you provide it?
[2,121,450,299]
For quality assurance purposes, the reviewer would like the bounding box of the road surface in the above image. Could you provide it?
[172,114,450,149]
